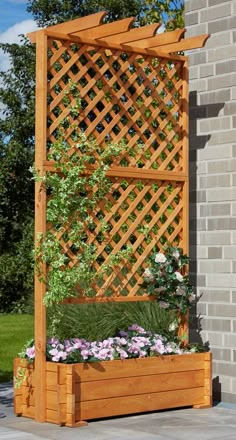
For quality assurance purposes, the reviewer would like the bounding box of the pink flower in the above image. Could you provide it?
[26,346,35,359]
[128,324,145,333]
[143,268,154,281]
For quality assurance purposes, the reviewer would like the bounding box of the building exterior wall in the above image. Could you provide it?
[185,0,236,403]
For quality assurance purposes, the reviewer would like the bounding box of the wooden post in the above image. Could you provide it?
[181,58,189,343]
[34,29,48,423]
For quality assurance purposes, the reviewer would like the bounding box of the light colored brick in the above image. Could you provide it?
[207,331,224,346]
[232,87,236,100]
[231,232,236,244]
[200,203,231,217]
[208,44,236,61]
[200,174,230,188]
[200,3,231,23]
[223,102,236,115]
[202,289,230,303]
[198,116,231,133]
[189,65,199,80]
[207,275,236,288]
[185,11,199,26]
[200,260,231,273]
[208,0,232,6]
[200,64,214,78]
[232,202,236,215]
[199,88,230,105]
[208,247,222,259]
[211,347,231,361]
[223,246,236,259]
[208,130,236,146]
[189,78,207,92]
[208,16,236,34]
[189,51,207,66]
[208,218,236,230]
[224,333,236,347]
[208,73,236,91]
[205,30,232,49]
[208,158,236,174]
[216,59,236,75]
[186,23,207,38]
[185,0,207,12]
[197,144,232,160]
[200,232,231,245]
[207,187,236,202]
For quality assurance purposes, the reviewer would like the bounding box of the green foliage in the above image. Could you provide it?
[0,314,34,382]
[141,246,195,314]
[34,130,132,305]
[0,1,184,312]
[47,302,178,341]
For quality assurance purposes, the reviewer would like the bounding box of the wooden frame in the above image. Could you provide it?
[15,353,212,427]
[14,13,211,426]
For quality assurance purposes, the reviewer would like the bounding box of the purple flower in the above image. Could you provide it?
[26,346,35,359]
[128,324,145,333]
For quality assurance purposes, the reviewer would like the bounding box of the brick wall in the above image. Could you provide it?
[185,0,236,403]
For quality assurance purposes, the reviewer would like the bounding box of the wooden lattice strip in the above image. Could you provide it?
[93,182,182,294]
[120,200,183,296]
[100,197,183,298]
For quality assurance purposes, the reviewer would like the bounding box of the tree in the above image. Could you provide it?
[0,0,184,312]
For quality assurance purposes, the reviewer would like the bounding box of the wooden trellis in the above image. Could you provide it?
[27,13,209,422]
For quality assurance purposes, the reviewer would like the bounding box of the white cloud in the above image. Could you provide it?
[0,19,38,71]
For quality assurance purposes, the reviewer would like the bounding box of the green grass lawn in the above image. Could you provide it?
[0,314,34,382]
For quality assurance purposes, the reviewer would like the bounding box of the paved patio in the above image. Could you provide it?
[1,382,236,440]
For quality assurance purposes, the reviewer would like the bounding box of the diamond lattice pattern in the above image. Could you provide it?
[48,39,185,172]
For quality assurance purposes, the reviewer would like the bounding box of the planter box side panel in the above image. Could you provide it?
[14,353,212,426]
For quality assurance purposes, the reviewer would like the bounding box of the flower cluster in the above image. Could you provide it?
[21,324,200,364]
[141,246,195,314]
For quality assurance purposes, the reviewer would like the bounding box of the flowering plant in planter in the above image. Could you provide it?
[19,324,201,368]
[141,246,195,314]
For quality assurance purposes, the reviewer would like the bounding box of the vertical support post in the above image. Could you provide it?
[179,59,189,343]
[34,29,48,423]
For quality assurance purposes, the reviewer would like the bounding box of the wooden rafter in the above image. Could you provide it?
[27,12,209,55]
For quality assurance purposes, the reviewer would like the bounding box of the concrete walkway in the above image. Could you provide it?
[1,382,236,440]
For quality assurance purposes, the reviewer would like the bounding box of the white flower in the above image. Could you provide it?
[155,252,167,264]
[172,250,180,259]
[175,271,183,282]
[169,321,178,332]
[189,294,196,302]
[159,301,169,309]
[176,286,186,296]
[143,268,154,281]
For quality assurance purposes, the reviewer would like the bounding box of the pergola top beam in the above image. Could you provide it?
[27,11,210,55]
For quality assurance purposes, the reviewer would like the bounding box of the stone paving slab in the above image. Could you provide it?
[1,382,236,440]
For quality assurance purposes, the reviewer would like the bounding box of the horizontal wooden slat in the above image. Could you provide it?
[122,28,185,49]
[98,23,162,44]
[72,17,135,39]
[72,354,207,382]
[77,387,205,420]
[160,34,210,53]
[43,161,188,181]
[27,11,107,43]
[77,370,205,402]
[45,30,187,61]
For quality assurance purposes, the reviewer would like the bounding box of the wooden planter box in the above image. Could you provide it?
[14,352,212,427]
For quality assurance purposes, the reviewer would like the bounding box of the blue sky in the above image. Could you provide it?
[0,0,31,33]
[0,0,38,71]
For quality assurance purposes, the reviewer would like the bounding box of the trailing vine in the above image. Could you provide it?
[33,133,132,306]
[32,81,132,306]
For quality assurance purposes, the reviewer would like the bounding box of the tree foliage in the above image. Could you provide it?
[0,0,184,312]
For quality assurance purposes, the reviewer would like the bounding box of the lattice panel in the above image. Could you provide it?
[50,178,184,299]
[47,39,185,172]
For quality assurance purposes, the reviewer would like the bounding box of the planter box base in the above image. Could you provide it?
[14,353,212,427]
